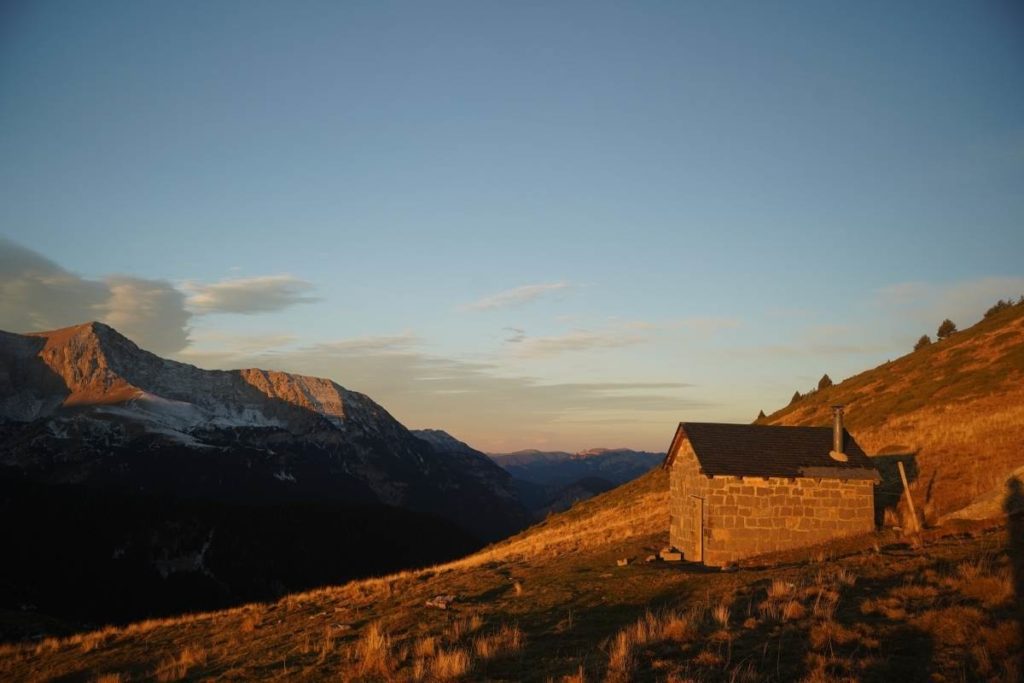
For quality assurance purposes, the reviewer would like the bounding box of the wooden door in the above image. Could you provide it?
[690,496,703,562]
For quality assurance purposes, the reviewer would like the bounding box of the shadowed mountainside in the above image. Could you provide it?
[490,447,663,518]
[0,323,529,632]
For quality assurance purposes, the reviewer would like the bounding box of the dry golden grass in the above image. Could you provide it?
[153,645,206,682]
[1,417,1019,683]
[429,647,471,680]
[472,623,523,660]
[448,469,668,569]
[768,304,1024,522]
[353,621,392,678]
[412,635,437,659]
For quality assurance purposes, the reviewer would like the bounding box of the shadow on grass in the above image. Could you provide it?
[871,453,918,527]
[491,581,699,683]
[1005,476,1024,677]
[861,624,934,682]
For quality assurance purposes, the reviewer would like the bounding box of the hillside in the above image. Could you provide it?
[2,308,1022,680]
[761,302,1024,523]
[2,465,1019,681]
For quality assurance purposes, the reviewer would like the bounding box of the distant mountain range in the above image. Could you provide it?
[489,447,664,517]
[0,322,529,629]
[0,320,663,634]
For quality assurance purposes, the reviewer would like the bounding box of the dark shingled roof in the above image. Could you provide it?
[663,423,879,481]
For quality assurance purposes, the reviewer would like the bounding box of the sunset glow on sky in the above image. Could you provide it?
[2,1,1022,450]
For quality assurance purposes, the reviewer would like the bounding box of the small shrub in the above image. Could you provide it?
[834,567,856,587]
[937,319,957,339]
[914,334,932,351]
[431,648,472,680]
[661,614,696,643]
[767,579,793,599]
[818,374,833,390]
[712,603,730,629]
[414,636,437,658]
[759,600,782,622]
[473,624,524,660]
[154,646,206,682]
[239,613,258,633]
[354,622,391,677]
[783,600,806,621]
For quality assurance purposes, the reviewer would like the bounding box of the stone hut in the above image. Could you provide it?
[663,408,879,566]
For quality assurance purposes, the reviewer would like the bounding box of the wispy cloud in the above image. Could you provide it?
[673,316,742,338]
[179,338,704,451]
[186,275,318,314]
[460,282,572,312]
[307,332,420,355]
[510,329,647,358]
[503,327,526,343]
[0,239,325,354]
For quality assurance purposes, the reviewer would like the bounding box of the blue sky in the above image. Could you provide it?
[2,1,1022,450]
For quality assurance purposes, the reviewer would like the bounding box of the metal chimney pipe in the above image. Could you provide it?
[832,405,844,456]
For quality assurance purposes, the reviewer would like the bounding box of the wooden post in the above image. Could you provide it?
[897,461,920,534]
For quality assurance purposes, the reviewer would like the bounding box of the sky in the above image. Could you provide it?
[1,1,1022,452]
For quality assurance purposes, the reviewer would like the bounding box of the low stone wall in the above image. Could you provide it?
[701,475,875,566]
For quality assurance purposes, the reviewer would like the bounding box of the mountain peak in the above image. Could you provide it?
[2,321,363,428]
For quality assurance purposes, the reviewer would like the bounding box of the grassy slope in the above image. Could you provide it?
[3,476,1021,681]
[3,307,1022,681]
[762,303,1024,523]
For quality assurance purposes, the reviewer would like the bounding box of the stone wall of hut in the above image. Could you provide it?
[670,444,875,566]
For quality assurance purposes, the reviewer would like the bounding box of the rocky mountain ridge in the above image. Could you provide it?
[0,321,528,538]
[0,322,531,628]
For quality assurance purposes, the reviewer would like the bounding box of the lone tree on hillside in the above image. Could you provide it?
[757,409,766,420]
[790,390,802,405]
[937,319,957,340]
[818,373,833,390]
[914,334,932,351]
